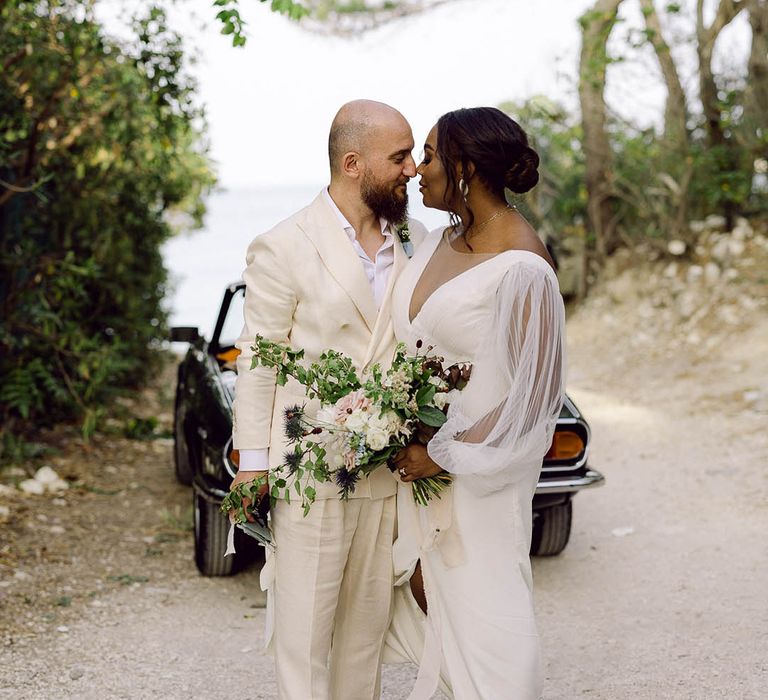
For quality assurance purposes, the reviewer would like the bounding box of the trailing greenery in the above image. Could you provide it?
[0,1,215,449]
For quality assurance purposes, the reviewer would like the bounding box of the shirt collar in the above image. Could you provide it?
[324,187,391,240]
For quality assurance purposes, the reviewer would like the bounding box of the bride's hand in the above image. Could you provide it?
[392,444,443,482]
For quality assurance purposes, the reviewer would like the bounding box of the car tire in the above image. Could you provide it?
[193,491,237,576]
[173,384,194,486]
[530,500,572,556]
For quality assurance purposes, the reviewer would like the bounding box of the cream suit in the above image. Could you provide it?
[233,191,427,700]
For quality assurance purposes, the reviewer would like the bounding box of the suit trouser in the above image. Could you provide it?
[271,495,397,700]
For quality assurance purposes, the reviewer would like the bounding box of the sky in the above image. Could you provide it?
[99,0,751,190]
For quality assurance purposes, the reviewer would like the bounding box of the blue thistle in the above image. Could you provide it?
[283,404,306,442]
[283,449,303,475]
[334,468,361,499]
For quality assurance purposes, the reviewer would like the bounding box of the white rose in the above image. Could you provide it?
[367,410,391,433]
[344,408,369,432]
[433,392,449,410]
[365,428,390,451]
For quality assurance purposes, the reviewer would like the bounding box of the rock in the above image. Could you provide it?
[704,262,720,284]
[52,498,67,506]
[69,668,85,681]
[13,570,30,581]
[689,220,707,234]
[731,218,753,239]
[711,238,731,262]
[49,525,66,535]
[677,292,698,319]
[728,239,745,257]
[47,480,68,494]
[34,466,59,484]
[606,270,636,303]
[0,505,9,519]
[30,466,69,494]
[19,479,45,496]
[717,305,741,325]
[663,262,678,278]
[612,526,635,537]
[0,485,15,497]
[723,268,739,282]
[687,265,703,283]
[56,626,69,633]
[739,296,760,311]
[667,240,686,256]
[705,214,726,230]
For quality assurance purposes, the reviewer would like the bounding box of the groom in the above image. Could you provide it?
[229,100,427,699]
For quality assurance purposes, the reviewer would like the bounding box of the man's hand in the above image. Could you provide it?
[391,444,443,482]
[227,470,269,523]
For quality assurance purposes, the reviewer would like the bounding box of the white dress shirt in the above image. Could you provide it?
[238,189,396,471]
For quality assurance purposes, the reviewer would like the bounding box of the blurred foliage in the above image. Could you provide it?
[244,0,765,266]
[0,1,215,445]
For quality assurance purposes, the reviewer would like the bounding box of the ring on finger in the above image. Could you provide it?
[399,467,407,477]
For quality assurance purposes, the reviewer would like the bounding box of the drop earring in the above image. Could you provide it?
[458,177,469,203]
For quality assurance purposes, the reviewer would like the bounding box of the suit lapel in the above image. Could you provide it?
[298,193,378,332]
[363,223,407,368]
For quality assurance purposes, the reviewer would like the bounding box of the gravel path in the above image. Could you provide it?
[2,310,766,699]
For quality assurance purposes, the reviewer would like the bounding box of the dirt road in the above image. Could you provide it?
[2,265,767,699]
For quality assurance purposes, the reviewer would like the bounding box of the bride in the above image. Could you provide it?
[387,107,566,699]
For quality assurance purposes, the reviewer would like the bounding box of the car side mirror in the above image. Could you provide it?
[170,326,200,343]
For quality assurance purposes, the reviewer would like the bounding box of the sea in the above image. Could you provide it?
[162,183,448,336]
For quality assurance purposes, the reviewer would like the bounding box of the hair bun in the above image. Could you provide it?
[504,147,540,194]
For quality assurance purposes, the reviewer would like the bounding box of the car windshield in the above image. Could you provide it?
[216,286,245,348]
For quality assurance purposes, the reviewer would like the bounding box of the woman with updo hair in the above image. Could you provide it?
[388,107,565,699]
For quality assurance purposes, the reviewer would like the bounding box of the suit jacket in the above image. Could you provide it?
[233,190,428,500]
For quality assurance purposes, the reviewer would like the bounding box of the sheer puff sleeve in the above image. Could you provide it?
[427,258,566,495]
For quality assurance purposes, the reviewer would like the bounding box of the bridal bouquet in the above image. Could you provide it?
[240,336,470,515]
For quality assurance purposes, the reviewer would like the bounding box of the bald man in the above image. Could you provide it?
[228,100,428,700]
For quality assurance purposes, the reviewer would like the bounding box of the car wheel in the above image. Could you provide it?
[193,491,237,576]
[173,386,194,486]
[530,500,572,556]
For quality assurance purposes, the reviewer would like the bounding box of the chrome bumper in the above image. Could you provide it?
[535,469,605,495]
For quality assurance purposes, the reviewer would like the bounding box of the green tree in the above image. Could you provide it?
[0,1,215,445]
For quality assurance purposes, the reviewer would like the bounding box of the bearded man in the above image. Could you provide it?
[228,100,427,700]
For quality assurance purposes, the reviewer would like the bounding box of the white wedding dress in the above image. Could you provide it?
[384,226,566,700]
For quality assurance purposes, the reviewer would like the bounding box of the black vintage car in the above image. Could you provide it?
[171,283,604,576]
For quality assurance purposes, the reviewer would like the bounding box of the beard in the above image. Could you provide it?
[361,171,408,224]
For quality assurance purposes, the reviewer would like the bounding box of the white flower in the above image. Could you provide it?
[383,410,404,434]
[433,392,449,410]
[344,408,370,433]
[331,452,345,469]
[368,409,405,438]
[366,428,390,451]
[428,376,447,390]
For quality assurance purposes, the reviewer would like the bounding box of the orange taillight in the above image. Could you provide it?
[216,348,241,363]
[545,431,584,461]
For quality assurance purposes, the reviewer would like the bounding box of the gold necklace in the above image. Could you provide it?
[466,205,515,236]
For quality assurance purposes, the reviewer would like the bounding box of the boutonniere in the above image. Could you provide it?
[395,222,414,258]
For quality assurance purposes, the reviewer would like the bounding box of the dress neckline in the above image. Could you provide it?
[408,228,554,325]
